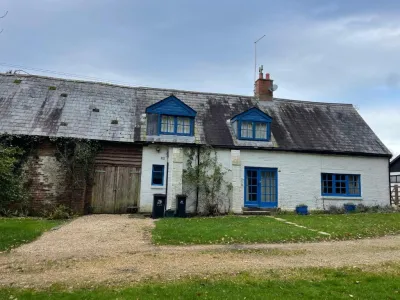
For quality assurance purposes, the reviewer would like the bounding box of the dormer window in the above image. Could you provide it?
[231,107,272,141]
[145,95,197,137]
[160,115,193,135]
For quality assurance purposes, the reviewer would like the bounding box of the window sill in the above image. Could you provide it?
[151,186,165,189]
[321,196,363,201]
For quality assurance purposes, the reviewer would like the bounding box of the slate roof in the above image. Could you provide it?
[390,154,400,172]
[0,73,391,157]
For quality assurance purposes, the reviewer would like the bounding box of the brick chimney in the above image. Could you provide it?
[255,69,274,101]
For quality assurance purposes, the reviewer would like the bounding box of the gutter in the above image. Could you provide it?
[165,148,169,209]
[195,145,200,213]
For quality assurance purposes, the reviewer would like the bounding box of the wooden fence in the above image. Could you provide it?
[391,185,399,206]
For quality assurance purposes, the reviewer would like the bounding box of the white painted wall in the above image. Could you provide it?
[139,145,168,212]
[140,145,185,213]
[232,150,390,211]
[140,145,390,213]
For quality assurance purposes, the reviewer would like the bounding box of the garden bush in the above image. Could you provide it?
[0,144,28,215]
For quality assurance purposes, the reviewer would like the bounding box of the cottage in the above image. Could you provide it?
[0,70,392,215]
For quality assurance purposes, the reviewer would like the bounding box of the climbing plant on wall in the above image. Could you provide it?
[183,146,232,215]
[0,137,29,215]
[52,138,101,190]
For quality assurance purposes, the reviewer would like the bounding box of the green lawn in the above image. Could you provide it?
[153,213,400,245]
[1,266,399,299]
[282,213,400,240]
[0,218,64,252]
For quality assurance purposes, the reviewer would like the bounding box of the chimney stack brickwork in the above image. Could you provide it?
[255,71,273,101]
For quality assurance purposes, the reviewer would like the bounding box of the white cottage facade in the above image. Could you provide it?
[0,71,392,214]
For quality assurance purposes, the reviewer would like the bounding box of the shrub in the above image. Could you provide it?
[44,205,74,220]
[356,204,396,213]
[356,203,369,213]
[0,144,28,215]
[327,205,345,214]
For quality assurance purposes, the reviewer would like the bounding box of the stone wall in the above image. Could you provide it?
[24,141,85,215]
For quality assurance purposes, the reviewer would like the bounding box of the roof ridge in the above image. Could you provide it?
[0,72,255,99]
[272,98,353,106]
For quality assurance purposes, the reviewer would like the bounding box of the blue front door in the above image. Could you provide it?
[244,167,278,208]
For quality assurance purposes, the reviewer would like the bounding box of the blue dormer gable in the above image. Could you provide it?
[145,95,196,136]
[145,95,197,117]
[231,107,272,141]
[231,107,272,123]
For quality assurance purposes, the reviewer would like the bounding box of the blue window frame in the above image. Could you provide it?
[152,165,165,186]
[244,167,278,208]
[231,107,272,141]
[145,95,197,137]
[238,121,270,141]
[159,115,194,136]
[321,173,361,197]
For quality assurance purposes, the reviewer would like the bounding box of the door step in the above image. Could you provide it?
[242,208,279,215]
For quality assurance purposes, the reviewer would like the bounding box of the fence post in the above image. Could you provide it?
[395,185,399,205]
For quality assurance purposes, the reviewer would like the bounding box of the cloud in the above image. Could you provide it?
[257,12,400,101]
[0,0,398,154]
[359,106,400,157]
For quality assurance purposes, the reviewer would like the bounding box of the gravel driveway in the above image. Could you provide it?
[0,215,399,288]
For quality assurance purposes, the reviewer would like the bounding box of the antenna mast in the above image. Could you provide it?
[254,34,266,83]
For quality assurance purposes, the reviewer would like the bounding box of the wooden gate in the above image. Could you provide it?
[90,144,142,214]
[91,166,141,213]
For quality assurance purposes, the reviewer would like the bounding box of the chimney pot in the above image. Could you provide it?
[254,70,274,101]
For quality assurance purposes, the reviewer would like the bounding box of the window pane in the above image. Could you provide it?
[322,173,333,195]
[348,175,361,195]
[177,117,191,134]
[152,165,164,185]
[246,169,258,202]
[322,173,361,196]
[241,122,253,138]
[153,165,163,172]
[161,116,175,133]
[255,123,267,139]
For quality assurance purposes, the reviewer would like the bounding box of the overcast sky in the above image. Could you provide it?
[0,0,399,157]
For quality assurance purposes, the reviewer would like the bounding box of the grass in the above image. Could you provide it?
[153,215,321,245]
[0,218,64,252]
[153,213,400,245]
[0,265,399,299]
[282,213,400,240]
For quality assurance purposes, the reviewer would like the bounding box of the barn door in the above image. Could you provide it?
[114,167,141,213]
[91,166,141,213]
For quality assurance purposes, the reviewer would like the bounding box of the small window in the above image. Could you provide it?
[255,123,267,139]
[152,165,165,186]
[391,175,400,183]
[241,121,253,138]
[239,121,269,141]
[159,115,193,136]
[321,173,361,197]
[161,116,175,133]
[177,117,191,134]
